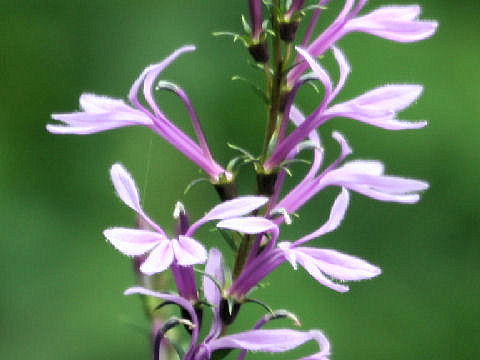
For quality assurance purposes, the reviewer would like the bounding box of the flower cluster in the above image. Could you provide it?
[49,1,436,359]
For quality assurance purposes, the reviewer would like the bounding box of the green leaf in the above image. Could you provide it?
[244,297,274,315]
[227,142,256,160]
[226,156,244,173]
[241,14,251,34]
[184,177,210,195]
[212,31,249,46]
[193,267,224,293]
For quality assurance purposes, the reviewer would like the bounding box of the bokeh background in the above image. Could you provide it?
[1,0,478,359]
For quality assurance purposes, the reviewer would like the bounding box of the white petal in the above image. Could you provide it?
[172,236,207,266]
[103,227,163,256]
[217,217,277,234]
[140,241,174,275]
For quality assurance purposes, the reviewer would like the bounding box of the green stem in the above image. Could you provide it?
[261,1,283,162]
[232,234,252,280]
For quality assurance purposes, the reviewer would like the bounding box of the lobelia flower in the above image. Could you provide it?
[103,163,271,275]
[125,248,331,360]
[47,46,230,182]
[229,187,381,298]
[232,129,427,298]
[276,130,429,216]
[266,45,428,170]
[287,0,438,87]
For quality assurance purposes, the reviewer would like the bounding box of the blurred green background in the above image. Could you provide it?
[1,0,478,359]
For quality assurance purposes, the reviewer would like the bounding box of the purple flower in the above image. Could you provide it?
[230,188,380,297]
[125,249,331,360]
[285,0,306,18]
[248,0,263,41]
[103,163,269,275]
[47,46,229,182]
[288,2,438,86]
[267,46,427,170]
[276,131,429,216]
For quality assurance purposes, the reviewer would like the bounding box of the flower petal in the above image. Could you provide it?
[216,217,277,234]
[298,247,381,281]
[47,94,153,135]
[345,5,438,42]
[139,240,174,275]
[186,196,269,236]
[110,163,143,213]
[296,252,350,292]
[319,160,428,204]
[325,85,427,130]
[124,286,200,355]
[294,188,350,245]
[330,46,350,101]
[103,227,163,256]
[208,329,330,355]
[296,46,332,99]
[203,248,224,342]
[172,236,207,266]
[203,248,224,306]
[128,45,196,108]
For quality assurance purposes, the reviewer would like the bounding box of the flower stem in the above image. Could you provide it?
[261,0,283,163]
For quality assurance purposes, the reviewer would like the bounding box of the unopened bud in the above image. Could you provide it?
[279,20,300,42]
[248,41,270,63]
[219,298,241,325]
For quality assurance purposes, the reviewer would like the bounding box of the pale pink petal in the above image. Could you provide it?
[186,196,268,236]
[110,163,143,213]
[330,46,350,101]
[79,94,137,114]
[278,242,298,269]
[203,248,224,342]
[336,160,384,176]
[295,47,332,98]
[203,248,224,306]
[103,227,163,256]
[295,188,350,245]
[128,45,196,108]
[47,95,152,135]
[345,5,438,42]
[349,174,429,194]
[332,131,353,160]
[325,85,427,130]
[172,236,207,266]
[297,253,349,292]
[216,217,277,234]
[347,184,421,203]
[208,329,330,355]
[109,163,166,236]
[139,241,174,275]
[298,247,381,281]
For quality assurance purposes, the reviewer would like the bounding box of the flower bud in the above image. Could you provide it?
[248,41,270,63]
[219,298,241,325]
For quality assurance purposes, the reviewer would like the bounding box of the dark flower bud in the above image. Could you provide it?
[214,181,238,201]
[256,172,278,196]
[219,298,241,325]
[279,20,300,42]
[248,41,270,63]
